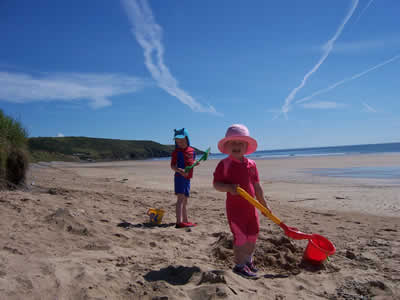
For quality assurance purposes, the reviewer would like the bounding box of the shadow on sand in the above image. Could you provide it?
[117,221,176,229]
[144,265,201,285]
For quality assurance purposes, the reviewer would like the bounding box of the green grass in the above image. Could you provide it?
[29,150,80,163]
[0,109,29,188]
[0,110,28,149]
[28,136,204,162]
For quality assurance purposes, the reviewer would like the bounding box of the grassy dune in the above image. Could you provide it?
[0,109,29,188]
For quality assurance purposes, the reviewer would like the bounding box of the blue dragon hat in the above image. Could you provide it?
[173,128,190,147]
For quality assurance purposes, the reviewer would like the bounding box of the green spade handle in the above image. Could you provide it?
[184,147,211,172]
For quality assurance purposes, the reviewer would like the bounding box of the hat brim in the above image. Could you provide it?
[174,135,186,139]
[218,136,257,155]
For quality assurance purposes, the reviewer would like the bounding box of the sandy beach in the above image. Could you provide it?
[1,153,399,299]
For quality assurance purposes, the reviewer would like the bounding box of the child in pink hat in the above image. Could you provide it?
[213,124,271,278]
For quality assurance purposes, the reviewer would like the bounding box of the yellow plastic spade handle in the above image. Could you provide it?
[236,187,282,225]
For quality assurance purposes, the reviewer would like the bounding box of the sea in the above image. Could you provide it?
[156,142,400,179]
[206,142,400,180]
[207,142,400,160]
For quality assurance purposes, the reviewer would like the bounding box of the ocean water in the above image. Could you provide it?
[304,167,400,179]
[207,142,400,180]
[208,142,400,160]
[156,142,400,179]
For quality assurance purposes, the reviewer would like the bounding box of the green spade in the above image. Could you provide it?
[184,147,211,172]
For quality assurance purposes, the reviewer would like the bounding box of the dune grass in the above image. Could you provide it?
[0,109,29,189]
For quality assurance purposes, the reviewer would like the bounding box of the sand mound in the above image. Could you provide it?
[210,230,342,278]
[255,235,302,274]
[211,232,234,264]
[45,208,89,236]
[333,279,392,299]
[211,231,303,273]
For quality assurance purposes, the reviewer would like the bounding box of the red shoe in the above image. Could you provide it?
[183,222,197,227]
[175,223,186,228]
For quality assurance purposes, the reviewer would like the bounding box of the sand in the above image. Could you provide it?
[0,153,399,299]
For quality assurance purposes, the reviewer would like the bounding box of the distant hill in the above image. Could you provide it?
[28,137,203,162]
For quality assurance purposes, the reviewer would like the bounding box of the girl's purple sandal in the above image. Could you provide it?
[233,264,257,278]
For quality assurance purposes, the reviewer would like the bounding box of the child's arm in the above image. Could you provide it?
[213,181,238,195]
[170,150,189,178]
[254,182,271,212]
[171,163,188,178]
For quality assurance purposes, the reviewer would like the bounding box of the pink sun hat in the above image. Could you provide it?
[218,124,258,155]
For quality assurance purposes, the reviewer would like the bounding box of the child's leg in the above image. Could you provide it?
[175,193,186,224]
[243,212,259,263]
[181,196,188,223]
[232,244,257,277]
[233,242,256,264]
[243,241,256,263]
[233,244,248,265]
[229,221,250,265]
[229,221,257,276]
[175,175,191,224]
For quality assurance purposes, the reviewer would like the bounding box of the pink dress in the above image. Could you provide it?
[213,155,260,246]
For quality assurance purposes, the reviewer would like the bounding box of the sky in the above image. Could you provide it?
[1,0,399,152]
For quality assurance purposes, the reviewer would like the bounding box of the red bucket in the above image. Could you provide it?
[304,234,336,264]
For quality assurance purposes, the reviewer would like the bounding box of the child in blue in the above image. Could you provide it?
[170,128,197,228]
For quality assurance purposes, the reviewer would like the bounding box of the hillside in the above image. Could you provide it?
[28,137,203,162]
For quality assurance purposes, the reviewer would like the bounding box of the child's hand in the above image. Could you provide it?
[229,184,238,195]
[177,168,188,177]
[261,203,272,216]
[262,210,271,217]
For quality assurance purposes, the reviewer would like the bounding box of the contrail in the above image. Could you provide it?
[362,101,376,112]
[296,53,400,104]
[354,0,375,25]
[280,0,359,116]
[121,0,218,114]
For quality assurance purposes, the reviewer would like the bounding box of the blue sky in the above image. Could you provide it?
[1,0,399,151]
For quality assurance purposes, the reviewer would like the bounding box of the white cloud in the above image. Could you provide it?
[301,101,344,109]
[0,71,148,108]
[57,133,65,137]
[362,102,377,112]
[121,0,218,114]
[280,0,359,117]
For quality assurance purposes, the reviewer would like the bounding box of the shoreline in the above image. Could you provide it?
[48,152,400,218]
